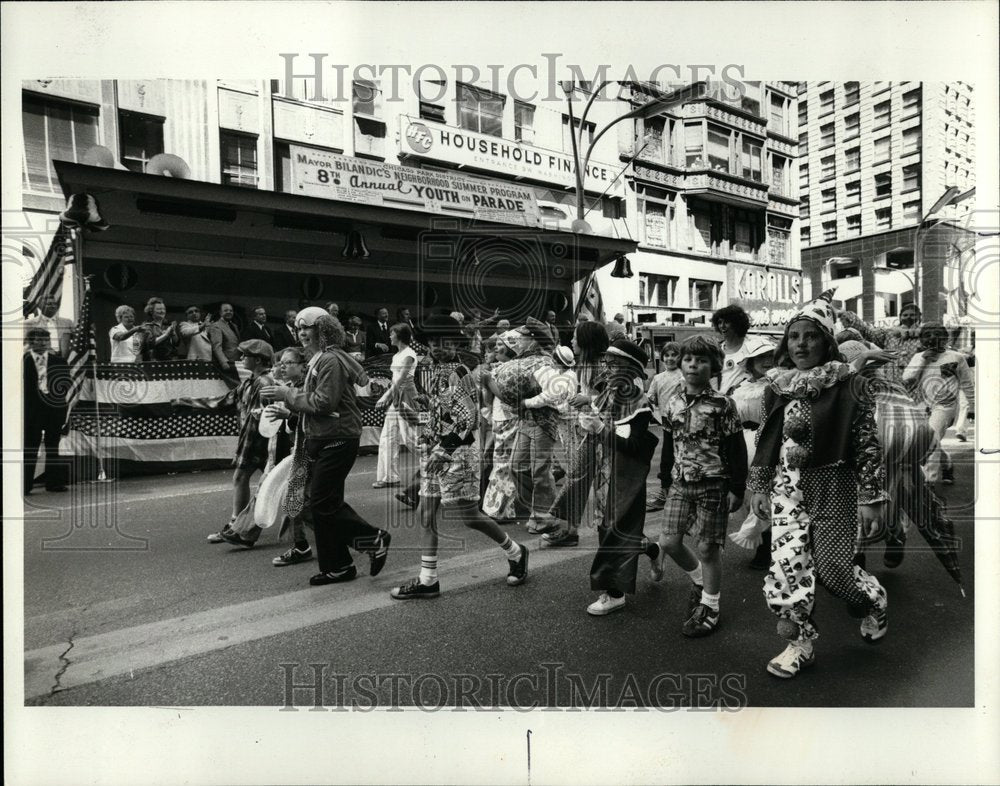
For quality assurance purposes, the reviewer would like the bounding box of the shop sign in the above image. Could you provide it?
[727,262,803,327]
[399,116,625,199]
[290,146,542,227]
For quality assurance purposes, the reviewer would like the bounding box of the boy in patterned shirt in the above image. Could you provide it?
[647,335,747,637]
[390,315,528,599]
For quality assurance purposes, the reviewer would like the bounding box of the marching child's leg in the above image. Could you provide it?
[390,497,442,599]
[451,500,528,586]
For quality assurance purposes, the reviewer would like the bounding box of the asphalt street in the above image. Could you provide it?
[21,436,978,708]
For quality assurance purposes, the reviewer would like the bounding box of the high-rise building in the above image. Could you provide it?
[796,81,975,323]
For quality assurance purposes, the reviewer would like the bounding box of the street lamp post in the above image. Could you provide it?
[560,80,691,234]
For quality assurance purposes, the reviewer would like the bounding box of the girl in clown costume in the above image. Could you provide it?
[749,291,888,679]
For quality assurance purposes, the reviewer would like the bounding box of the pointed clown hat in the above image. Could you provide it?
[788,286,838,338]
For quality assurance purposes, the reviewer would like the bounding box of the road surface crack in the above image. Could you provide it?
[50,628,78,695]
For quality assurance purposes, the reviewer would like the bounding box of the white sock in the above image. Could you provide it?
[500,536,522,561]
[700,590,720,611]
[419,555,438,585]
[686,563,704,586]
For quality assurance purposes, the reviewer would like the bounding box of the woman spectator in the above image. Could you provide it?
[139,297,178,361]
[373,323,420,489]
[541,320,611,547]
[108,305,143,363]
[711,304,773,396]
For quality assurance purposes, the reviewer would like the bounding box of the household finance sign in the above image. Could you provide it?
[290,146,542,227]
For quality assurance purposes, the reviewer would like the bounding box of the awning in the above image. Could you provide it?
[54,161,637,286]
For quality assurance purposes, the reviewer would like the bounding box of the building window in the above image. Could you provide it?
[902,164,921,192]
[875,207,892,229]
[770,154,788,195]
[846,180,861,205]
[903,201,921,222]
[458,83,504,136]
[690,279,720,310]
[220,130,258,188]
[799,163,809,189]
[769,93,790,136]
[875,136,891,163]
[902,88,922,117]
[563,115,595,153]
[514,102,535,145]
[684,122,705,166]
[819,88,834,114]
[638,186,673,249]
[418,82,446,123]
[799,195,810,219]
[846,214,862,237]
[875,172,892,198]
[873,81,891,94]
[639,273,678,307]
[768,224,790,265]
[797,131,808,155]
[820,122,835,147]
[741,137,762,180]
[821,154,836,180]
[844,81,860,106]
[118,110,164,173]
[821,187,836,212]
[874,100,891,129]
[352,79,381,117]
[801,225,811,245]
[690,208,712,253]
[22,93,99,193]
[707,125,731,172]
[822,220,837,241]
[844,112,860,140]
[733,210,755,256]
[903,126,921,155]
[639,116,667,164]
[845,146,861,172]
[798,100,807,126]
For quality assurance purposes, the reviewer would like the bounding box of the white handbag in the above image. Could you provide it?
[254,454,293,527]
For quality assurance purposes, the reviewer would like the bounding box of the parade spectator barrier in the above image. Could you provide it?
[60,351,419,473]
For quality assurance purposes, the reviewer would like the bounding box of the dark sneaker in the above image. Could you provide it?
[369,530,392,577]
[682,603,720,638]
[942,466,955,485]
[507,544,529,586]
[395,492,418,509]
[390,578,441,600]
[687,583,704,616]
[645,489,666,512]
[220,529,256,549]
[272,546,313,567]
[207,525,235,544]
[309,566,358,586]
[541,530,579,548]
[883,536,905,569]
[749,542,770,570]
[956,433,967,443]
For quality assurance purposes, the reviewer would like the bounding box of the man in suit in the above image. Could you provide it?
[271,309,299,352]
[24,295,74,358]
[367,307,392,357]
[24,327,69,494]
[177,305,213,360]
[244,306,274,347]
[543,310,563,347]
[398,307,420,343]
[208,302,241,384]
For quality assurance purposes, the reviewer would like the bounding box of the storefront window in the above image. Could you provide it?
[22,93,99,193]
[457,83,504,137]
[639,273,677,306]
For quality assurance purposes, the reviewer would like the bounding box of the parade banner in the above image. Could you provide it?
[290,146,543,227]
[399,115,627,199]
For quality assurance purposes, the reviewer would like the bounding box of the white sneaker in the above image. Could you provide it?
[860,607,888,643]
[766,641,815,678]
[587,593,626,616]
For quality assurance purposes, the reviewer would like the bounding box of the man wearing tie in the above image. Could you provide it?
[271,309,299,352]
[367,307,393,357]
[24,328,70,494]
[246,306,274,347]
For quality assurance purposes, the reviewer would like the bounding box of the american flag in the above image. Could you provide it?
[22,225,76,318]
[64,276,97,423]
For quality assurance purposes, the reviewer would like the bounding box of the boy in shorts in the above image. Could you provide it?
[647,335,747,637]
[390,315,528,599]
